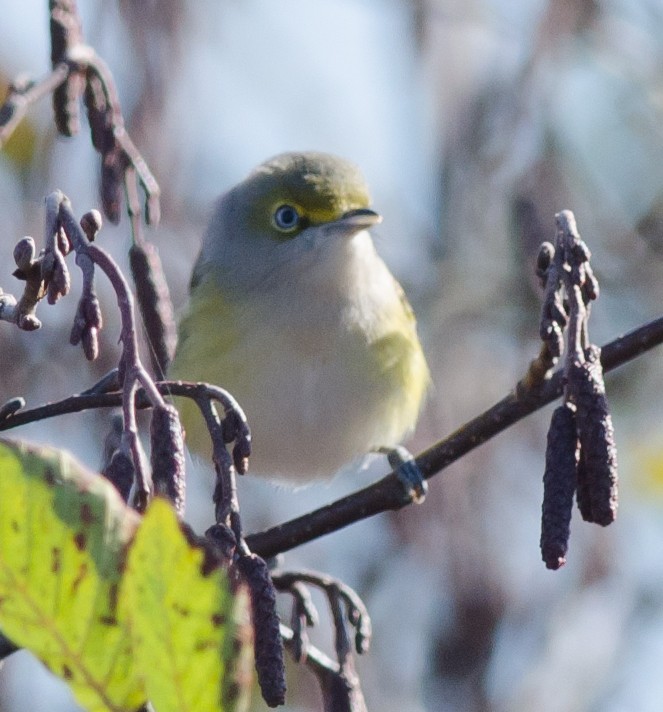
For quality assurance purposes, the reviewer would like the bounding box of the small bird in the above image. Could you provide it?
[170,152,430,485]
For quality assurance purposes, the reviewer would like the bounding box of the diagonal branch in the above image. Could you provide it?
[0,66,69,145]
[244,314,663,558]
[0,315,662,557]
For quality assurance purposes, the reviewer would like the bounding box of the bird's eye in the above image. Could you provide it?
[272,204,300,232]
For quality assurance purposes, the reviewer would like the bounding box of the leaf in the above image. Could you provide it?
[121,498,253,712]
[0,438,145,712]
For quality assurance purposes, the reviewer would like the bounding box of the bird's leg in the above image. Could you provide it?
[377,445,427,504]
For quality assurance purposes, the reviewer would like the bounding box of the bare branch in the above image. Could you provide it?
[244,314,663,559]
[0,66,69,146]
[0,309,661,557]
[1,0,173,380]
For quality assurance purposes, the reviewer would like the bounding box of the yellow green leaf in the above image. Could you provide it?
[122,498,252,712]
[0,438,145,712]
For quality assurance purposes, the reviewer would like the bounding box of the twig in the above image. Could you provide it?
[1,0,174,382]
[2,0,163,226]
[271,568,370,708]
[0,378,249,523]
[0,381,246,435]
[280,623,338,674]
[0,66,69,146]
[272,570,371,659]
[280,623,368,711]
[75,45,161,225]
[56,193,169,511]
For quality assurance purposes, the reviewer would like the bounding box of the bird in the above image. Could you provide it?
[170,151,430,488]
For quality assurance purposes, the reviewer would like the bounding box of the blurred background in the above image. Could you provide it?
[2,0,663,710]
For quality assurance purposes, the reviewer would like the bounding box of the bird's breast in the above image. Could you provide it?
[173,231,428,482]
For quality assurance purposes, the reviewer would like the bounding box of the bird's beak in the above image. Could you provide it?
[331,208,383,235]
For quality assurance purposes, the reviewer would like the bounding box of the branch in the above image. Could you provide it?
[0,66,69,146]
[280,624,368,712]
[0,316,661,555]
[0,379,249,491]
[244,314,663,559]
[1,0,175,379]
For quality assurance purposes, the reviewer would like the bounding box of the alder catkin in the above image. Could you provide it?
[149,404,186,516]
[102,449,134,503]
[540,403,578,569]
[129,242,177,377]
[569,346,618,526]
[100,149,125,224]
[83,70,115,154]
[235,553,286,708]
[50,0,84,137]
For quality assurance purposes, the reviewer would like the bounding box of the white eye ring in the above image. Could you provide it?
[272,204,300,232]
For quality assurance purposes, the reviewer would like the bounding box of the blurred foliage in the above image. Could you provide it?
[0,74,38,171]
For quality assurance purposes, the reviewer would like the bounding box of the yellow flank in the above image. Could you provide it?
[370,328,430,445]
[170,279,242,458]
